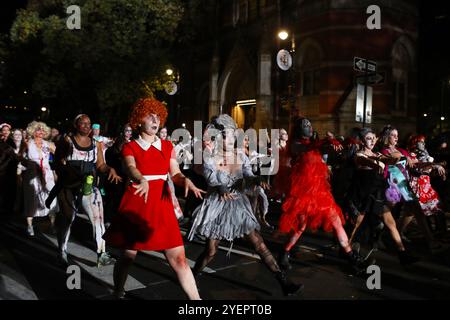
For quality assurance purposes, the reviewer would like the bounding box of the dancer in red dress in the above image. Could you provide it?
[277,117,369,272]
[103,97,205,299]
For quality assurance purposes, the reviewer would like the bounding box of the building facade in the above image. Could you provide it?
[176,0,419,137]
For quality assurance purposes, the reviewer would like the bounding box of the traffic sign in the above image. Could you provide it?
[356,72,386,85]
[354,57,377,73]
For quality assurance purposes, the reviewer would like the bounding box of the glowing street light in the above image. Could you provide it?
[278,30,289,40]
[441,116,446,121]
[166,69,174,76]
[41,107,47,112]
[423,113,428,117]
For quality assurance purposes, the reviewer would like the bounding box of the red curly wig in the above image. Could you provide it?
[129,97,168,131]
[408,134,426,151]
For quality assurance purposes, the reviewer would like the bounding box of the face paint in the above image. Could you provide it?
[142,113,160,135]
[363,132,377,150]
[417,141,425,151]
[222,129,235,151]
[301,119,313,138]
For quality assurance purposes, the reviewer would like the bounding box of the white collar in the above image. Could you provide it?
[135,136,162,151]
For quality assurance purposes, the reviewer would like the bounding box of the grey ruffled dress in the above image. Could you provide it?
[188,152,260,241]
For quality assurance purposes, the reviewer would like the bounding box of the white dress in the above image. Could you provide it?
[23,140,59,217]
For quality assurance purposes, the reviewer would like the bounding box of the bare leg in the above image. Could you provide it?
[284,215,307,252]
[165,246,201,300]
[382,211,405,251]
[330,214,352,253]
[26,217,33,227]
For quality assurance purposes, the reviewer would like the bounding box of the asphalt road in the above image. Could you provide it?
[1,205,450,300]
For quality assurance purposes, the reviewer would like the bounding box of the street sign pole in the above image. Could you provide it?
[362,61,368,128]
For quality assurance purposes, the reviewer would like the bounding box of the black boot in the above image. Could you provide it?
[275,271,304,296]
[346,250,371,274]
[398,250,420,265]
[278,250,292,270]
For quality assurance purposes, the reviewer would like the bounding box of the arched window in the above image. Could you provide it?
[392,42,412,112]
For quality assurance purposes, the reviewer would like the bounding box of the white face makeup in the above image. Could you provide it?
[243,136,249,148]
[12,130,22,143]
[417,140,425,151]
[159,128,168,140]
[142,113,160,136]
[363,132,377,150]
[124,126,133,140]
[280,130,288,141]
[222,128,235,151]
[388,129,398,146]
[301,119,313,138]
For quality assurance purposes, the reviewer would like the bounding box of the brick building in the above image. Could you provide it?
[175,0,419,138]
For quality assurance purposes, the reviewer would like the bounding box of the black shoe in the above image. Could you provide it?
[275,271,304,296]
[398,250,420,265]
[347,250,371,274]
[278,251,292,270]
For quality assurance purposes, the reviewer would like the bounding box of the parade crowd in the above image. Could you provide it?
[0,96,449,299]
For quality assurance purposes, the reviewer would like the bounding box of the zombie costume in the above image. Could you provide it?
[380,148,417,205]
[22,139,59,218]
[188,151,260,241]
[351,155,390,218]
[189,114,303,296]
[408,140,442,216]
[279,138,345,234]
[56,135,115,266]
[277,118,368,273]
[104,137,183,250]
[243,149,271,228]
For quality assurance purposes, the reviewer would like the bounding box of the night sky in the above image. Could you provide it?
[1,0,449,119]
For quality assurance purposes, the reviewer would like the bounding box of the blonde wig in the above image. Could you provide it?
[26,121,51,140]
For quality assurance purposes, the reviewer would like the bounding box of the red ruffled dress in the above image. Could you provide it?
[279,139,345,233]
[103,139,183,251]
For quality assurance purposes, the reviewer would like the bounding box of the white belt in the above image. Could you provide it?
[142,174,169,181]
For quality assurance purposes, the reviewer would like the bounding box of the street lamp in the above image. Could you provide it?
[41,107,47,112]
[166,68,174,76]
[423,113,428,117]
[278,30,289,40]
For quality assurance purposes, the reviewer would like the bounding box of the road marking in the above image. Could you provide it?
[42,234,146,292]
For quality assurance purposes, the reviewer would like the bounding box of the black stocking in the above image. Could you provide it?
[192,239,220,275]
[246,231,281,273]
